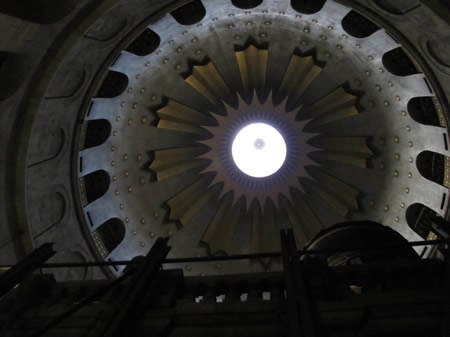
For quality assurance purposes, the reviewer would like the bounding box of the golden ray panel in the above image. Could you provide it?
[150,147,209,180]
[151,44,372,257]
[186,62,232,106]
[278,54,323,103]
[235,45,268,96]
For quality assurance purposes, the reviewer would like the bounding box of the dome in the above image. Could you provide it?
[0,0,449,280]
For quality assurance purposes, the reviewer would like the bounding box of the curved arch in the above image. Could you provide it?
[95,70,128,98]
[406,203,438,240]
[95,218,126,254]
[382,47,420,76]
[125,28,160,56]
[170,0,206,25]
[82,170,110,205]
[416,151,446,186]
[407,97,443,127]
[290,0,326,14]
[82,119,112,150]
[231,0,263,9]
[341,10,380,38]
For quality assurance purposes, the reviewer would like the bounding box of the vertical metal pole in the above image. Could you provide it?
[444,240,450,337]
[280,229,316,337]
[281,229,302,337]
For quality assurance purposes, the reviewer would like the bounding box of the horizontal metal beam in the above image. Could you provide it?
[0,239,446,269]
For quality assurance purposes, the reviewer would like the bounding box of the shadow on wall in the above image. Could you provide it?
[0,0,78,24]
[0,52,30,101]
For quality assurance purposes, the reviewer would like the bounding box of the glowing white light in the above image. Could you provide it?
[232,123,287,178]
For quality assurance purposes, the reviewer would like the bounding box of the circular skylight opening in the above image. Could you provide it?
[232,122,287,178]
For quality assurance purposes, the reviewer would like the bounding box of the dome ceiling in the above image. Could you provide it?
[68,0,450,276]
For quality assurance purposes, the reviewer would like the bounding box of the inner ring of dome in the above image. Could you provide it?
[231,122,287,178]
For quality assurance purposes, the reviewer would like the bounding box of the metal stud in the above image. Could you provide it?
[395,217,400,222]
[111,146,116,151]
[140,218,145,224]
[401,202,405,208]
[405,188,410,193]
[123,154,128,160]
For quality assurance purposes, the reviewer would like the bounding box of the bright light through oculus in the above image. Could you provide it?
[232,123,287,178]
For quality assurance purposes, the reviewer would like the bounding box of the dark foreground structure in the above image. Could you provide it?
[1,224,449,337]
